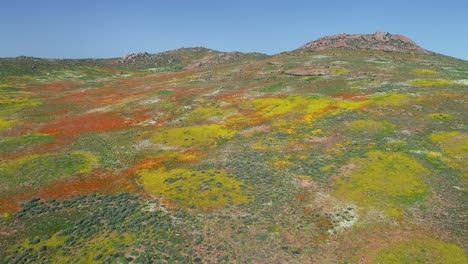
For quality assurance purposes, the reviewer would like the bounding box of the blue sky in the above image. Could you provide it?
[1,0,467,60]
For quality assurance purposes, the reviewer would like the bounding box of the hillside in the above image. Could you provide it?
[0,33,467,263]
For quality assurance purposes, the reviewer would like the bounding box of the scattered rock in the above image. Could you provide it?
[16,56,35,60]
[117,51,180,66]
[184,52,244,69]
[412,105,423,110]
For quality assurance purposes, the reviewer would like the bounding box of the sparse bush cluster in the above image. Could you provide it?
[4,193,195,263]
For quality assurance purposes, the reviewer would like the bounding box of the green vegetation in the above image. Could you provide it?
[346,119,395,136]
[1,193,194,263]
[303,76,321,82]
[71,129,140,169]
[0,133,54,153]
[0,40,467,263]
[256,82,286,92]
[0,152,98,191]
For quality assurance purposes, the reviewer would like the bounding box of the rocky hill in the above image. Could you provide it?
[0,32,467,264]
[298,31,431,54]
[116,47,267,69]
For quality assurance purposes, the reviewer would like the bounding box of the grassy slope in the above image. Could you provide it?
[0,48,467,263]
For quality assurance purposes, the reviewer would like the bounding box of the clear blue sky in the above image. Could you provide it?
[1,0,467,60]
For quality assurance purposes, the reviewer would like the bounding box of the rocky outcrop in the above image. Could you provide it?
[117,52,179,66]
[183,52,245,69]
[298,32,431,54]
[116,47,267,69]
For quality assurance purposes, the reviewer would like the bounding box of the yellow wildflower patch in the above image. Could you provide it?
[229,95,367,126]
[430,131,467,176]
[409,79,453,86]
[347,119,395,135]
[185,105,237,124]
[152,124,236,147]
[24,232,131,264]
[273,159,292,170]
[368,93,409,106]
[248,97,302,118]
[0,90,41,114]
[138,167,251,210]
[0,117,14,130]
[334,151,429,217]
[374,238,467,264]
[428,113,453,120]
[414,69,437,74]
[331,68,350,75]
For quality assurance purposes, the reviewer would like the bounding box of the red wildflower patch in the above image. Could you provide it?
[0,199,20,215]
[165,85,208,99]
[37,169,138,200]
[51,87,117,107]
[134,157,167,171]
[322,104,341,112]
[25,81,79,94]
[334,92,368,101]
[125,107,155,124]
[213,88,248,102]
[133,149,205,171]
[0,169,139,214]
[295,192,309,202]
[39,111,128,137]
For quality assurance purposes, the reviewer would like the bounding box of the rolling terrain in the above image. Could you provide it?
[0,32,467,263]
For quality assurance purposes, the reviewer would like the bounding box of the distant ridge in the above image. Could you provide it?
[116,47,267,69]
[298,32,431,54]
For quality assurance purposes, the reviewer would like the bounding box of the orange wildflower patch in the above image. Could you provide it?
[134,157,167,171]
[295,192,309,202]
[39,111,128,137]
[160,200,176,210]
[0,169,139,214]
[133,150,205,171]
[37,169,138,200]
[126,107,158,124]
[0,199,21,214]
[91,89,152,106]
[212,88,248,101]
[225,111,270,128]
[25,81,79,94]
[165,85,208,99]
[52,87,117,107]
[334,92,368,101]
[322,104,341,112]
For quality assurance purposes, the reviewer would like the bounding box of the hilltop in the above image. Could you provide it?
[116,47,268,69]
[298,31,431,54]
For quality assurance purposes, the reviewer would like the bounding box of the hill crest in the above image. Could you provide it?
[298,31,431,54]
